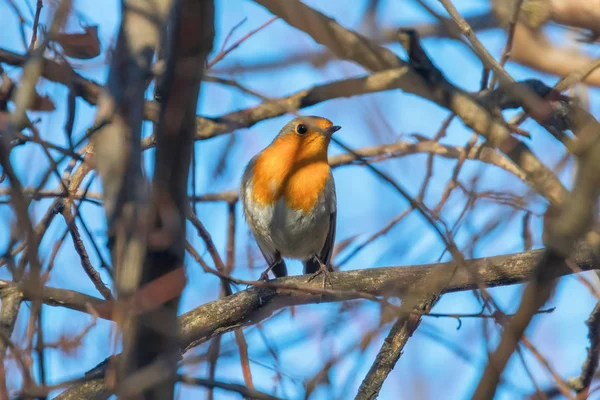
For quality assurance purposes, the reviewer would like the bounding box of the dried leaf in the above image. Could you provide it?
[56,25,101,59]
[30,91,55,112]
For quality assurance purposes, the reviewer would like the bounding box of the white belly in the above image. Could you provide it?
[243,177,335,260]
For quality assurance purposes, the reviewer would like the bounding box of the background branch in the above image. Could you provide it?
[57,245,599,397]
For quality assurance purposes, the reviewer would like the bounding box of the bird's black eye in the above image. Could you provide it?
[296,124,308,135]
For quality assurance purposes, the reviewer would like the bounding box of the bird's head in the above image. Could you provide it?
[270,116,341,162]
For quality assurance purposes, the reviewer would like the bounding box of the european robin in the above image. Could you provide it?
[241,116,341,280]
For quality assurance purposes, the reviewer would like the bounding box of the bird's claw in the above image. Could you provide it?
[256,262,278,283]
[245,269,270,289]
[258,270,271,282]
[307,260,333,290]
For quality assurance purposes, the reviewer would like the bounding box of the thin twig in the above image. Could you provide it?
[62,208,113,300]
[489,0,524,89]
[35,309,47,400]
[29,0,43,52]
[179,375,280,400]
[335,207,412,269]
[207,16,278,69]
[187,188,256,391]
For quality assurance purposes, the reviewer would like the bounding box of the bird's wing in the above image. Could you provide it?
[319,174,337,269]
[239,155,257,213]
[303,208,335,275]
[241,155,288,278]
[256,242,287,278]
[319,209,336,269]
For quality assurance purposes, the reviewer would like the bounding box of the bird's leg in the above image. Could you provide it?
[258,263,275,282]
[307,255,333,289]
[258,256,283,282]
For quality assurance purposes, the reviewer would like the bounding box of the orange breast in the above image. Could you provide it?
[251,134,330,213]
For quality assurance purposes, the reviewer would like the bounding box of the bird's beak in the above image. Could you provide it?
[326,125,342,136]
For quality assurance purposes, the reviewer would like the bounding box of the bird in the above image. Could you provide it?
[241,116,341,280]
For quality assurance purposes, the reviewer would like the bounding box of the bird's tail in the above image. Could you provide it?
[303,257,332,275]
[271,259,288,278]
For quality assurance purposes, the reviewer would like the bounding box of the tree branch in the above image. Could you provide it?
[355,295,435,400]
[179,375,280,400]
[53,245,599,397]
[127,0,215,398]
[190,139,527,205]
[568,302,600,395]
[472,98,600,400]
[89,0,177,396]
[0,280,104,315]
[252,0,566,209]
[0,290,22,397]
[182,246,596,348]
[212,12,497,75]
[0,291,21,356]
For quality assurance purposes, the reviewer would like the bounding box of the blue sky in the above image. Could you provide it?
[0,0,598,399]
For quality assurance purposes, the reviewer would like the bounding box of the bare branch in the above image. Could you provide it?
[124,0,215,397]
[0,291,21,357]
[212,12,497,75]
[473,98,600,400]
[179,375,280,400]
[568,303,600,395]
[253,0,566,209]
[355,295,435,400]
[190,139,528,205]
[0,280,104,315]
[89,0,177,395]
[0,290,23,397]
[62,208,113,300]
[51,379,110,400]
[54,245,600,397]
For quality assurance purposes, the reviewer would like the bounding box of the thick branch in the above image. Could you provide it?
[142,67,416,147]
[0,291,21,357]
[51,379,110,400]
[90,0,176,397]
[212,12,497,75]
[130,0,215,398]
[24,247,594,348]
[54,245,598,398]
[179,246,597,349]
[12,248,596,343]
[473,95,600,400]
